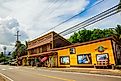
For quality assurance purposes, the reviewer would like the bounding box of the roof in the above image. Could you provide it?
[51,36,116,51]
[27,31,71,49]
[53,32,71,45]
[27,31,54,43]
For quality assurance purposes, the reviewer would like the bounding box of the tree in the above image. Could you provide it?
[0,52,4,57]
[17,44,27,56]
[114,25,121,42]
[90,29,104,40]
[69,32,78,43]
[68,28,115,43]
[13,41,27,58]
[0,52,12,62]
[12,51,17,59]
[103,28,114,37]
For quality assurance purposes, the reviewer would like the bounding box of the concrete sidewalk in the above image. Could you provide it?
[37,67,121,76]
[0,75,5,81]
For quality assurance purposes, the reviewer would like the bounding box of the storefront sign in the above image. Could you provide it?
[97,54,108,61]
[95,46,107,52]
[70,48,76,54]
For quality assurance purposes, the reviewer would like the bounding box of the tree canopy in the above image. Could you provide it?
[12,41,27,59]
[68,25,121,43]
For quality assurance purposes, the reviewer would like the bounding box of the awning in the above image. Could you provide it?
[41,57,48,62]
[28,51,57,57]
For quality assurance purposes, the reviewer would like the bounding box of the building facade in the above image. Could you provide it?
[53,37,121,68]
[21,31,71,67]
[21,32,121,69]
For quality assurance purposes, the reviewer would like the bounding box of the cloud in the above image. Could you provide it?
[0,0,120,52]
[0,17,28,51]
[0,0,89,40]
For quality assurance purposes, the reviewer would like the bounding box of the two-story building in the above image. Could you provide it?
[21,31,71,67]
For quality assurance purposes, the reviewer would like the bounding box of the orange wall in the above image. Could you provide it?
[57,40,115,67]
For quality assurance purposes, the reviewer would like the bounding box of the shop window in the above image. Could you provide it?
[77,54,92,64]
[70,48,76,54]
[96,53,108,61]
[60,56,70,65]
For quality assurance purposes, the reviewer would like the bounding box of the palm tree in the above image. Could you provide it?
[114,25,121,43]
[13,41,27,58]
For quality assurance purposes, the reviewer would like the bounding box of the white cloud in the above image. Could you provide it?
[0,0,120,52]
[0,17,28,51]
[0,0,89,40]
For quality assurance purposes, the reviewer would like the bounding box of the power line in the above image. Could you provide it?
[52,4,121,41]
[34,0,59,21]
[62,11,119,36]
[40,0,105,35]
[59,4,120,36]
[43,0,68,21]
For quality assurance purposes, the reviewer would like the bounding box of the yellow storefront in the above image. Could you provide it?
[54,37,121,69]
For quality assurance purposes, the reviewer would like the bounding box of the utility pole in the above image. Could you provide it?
[14,31,21,42]
[14,31,21,66]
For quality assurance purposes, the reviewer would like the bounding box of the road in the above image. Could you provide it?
[0,65,121,81]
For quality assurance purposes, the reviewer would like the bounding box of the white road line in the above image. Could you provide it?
[38,69,121,79]
[0,73,14,81]
[8,68,13,69]
[14,67,19,69]
[1,69,6,71]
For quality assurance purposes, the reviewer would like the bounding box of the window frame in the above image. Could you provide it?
[60,56,70,65]
[77,54,92,64]
[96,53,109,62]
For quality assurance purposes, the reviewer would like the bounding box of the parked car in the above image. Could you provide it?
[0,62,5,65]
[0,61,9,65]
[9,59,17,66]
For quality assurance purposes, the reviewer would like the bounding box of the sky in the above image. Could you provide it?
[0,0,121,52]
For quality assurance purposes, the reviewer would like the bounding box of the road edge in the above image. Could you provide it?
[0,73,14,81]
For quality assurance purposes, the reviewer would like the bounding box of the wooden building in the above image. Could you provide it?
[21,32,121,69]
[21,31,71,67]
[52,36,121,69]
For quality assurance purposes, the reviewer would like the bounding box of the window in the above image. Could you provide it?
[77,54,92,64]
[96,53,108,61]
[39,47,42,53]
[42,45,47,52]
[60,56,70,65]
[70,48,76,54]
[31,48,37,54]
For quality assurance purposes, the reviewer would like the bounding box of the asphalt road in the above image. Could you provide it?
[0,65,121,81]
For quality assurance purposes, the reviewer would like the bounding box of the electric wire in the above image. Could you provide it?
[45,0,68,18]
[52,4,121,41]
[59,4,120,36]
[40,0,105,35]
[34,0,59,20]
[40,0,68,23]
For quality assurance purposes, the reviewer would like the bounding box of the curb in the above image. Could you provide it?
[20,66,121,77]
[38,68,121,76]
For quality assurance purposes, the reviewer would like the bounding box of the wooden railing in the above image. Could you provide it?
[97,60,109,65]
